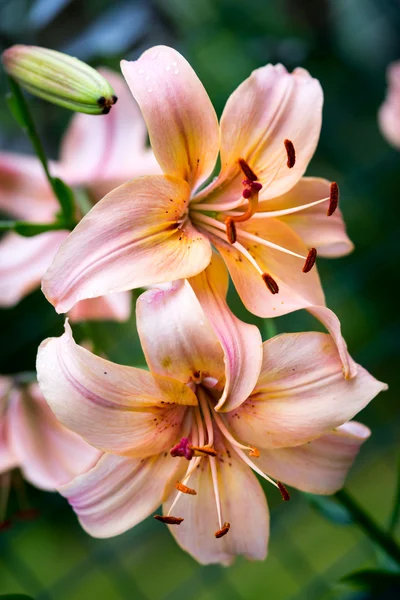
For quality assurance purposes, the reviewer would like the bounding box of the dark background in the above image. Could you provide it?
[0,0,399,598]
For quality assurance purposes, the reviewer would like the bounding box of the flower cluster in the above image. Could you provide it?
[1,45,387,565]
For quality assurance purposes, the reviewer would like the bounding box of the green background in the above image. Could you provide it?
[0,0,399,598]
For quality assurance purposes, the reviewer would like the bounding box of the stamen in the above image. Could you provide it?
[154,515,184,525]
[225,217,237,244]
[197,387,214,447]
[249,447,260,458]
[175,481,197,495]
[238,158,258,181]
[212,410,260,458]
[284,139,296,168]
[302,248,317,273]
[262,273,279,294]
[210,457,223,529]
[327,182,339,216]
[230,445,281,490]
[170,437,193,460]
[215,522,231,538]
[189,445,217,457]
[277,481,291,502]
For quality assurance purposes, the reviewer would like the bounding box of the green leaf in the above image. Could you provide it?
[6,91,27,129]
[304,493,353,525]
[0,595,35,599]
[51,178,75,225]
[343,569,400,593]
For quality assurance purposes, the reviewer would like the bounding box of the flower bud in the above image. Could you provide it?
[2,45,117,115]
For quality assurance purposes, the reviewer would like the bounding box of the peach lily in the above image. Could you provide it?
[0,69,158,321]
[378,60,400,149]
[0,375,100,493]
[42,46,354,374]
[37,256,386,565]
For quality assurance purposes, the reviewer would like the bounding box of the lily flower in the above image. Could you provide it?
[36,256,386,565]
[0,69,159,321]
[42,46,354,373]
[378,60,400,149]
[0,375,100,493]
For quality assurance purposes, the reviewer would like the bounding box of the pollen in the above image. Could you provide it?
[284,139,296,168]
[277,481,290,502]
[175,481,197,495]
[215,522,231,538]
[154,515,184,525]
[302,247,317,273]
[225,217,237,244]
[262,273,279,294]
[327,182,339,216]
[249,446,260,458]
[238,158,258,181]
[189,445,217,457]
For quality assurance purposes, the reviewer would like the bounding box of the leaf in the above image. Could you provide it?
[304,493,353,525]
[343,569,400,593]
[0,595,36,599]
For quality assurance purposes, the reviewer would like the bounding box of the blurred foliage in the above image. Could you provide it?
[1,0,400,598]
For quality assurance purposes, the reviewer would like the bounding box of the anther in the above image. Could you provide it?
[154,515,184,525]
[189,445,217,457]
[170,437,193,460]
[175,481,197,495]
[215,522,231,538]
[327,182,339,216]
[225,217,237,244]
[302,248,317,273]
[238,158,258,181]
[284,139,296,168]
[249,447,260,458]
[277,481,290,502]
[262,273,279,294]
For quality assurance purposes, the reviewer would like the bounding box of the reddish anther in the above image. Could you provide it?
[215,522,231,538]
[277,481,290,501]
[262,273,279,294]
[170,437,193,460]
[238,158,258,181]
[154,515,184,525]
[327,182,339,216]
[284,139,296,168]
[225,217,237,244]
[302,248,317,273]
[175,481,197,495]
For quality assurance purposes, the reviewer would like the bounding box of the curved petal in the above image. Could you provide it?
[7,385,100,491]
[58,69,160,193]
[137,280,225,386]
[60,451,183,538]
[121,46,219,190]
[226,332,387,449]
[378,61,400,149]
[258,178,354,258]
[258,421,371,494]
[0,231,68,308]
[36,321,197,457]
[189,253,263,412]
[68,291,131,323]
[42,175,212,314]
[198,64,322,205]
[0,416,18,474]
[0,151,57,222]
[163,436,268,565]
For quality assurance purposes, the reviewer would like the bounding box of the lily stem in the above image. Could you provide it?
[334,489,400,566]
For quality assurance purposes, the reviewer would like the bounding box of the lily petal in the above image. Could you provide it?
[137,280,225,386]
[36,321,197,457]
[0,416,18,474]
[189,253,263,412]
[0,231,68,308]
[68,291,131,323]
[60,451,183,538]
[258,178,354,258]
[164,436,268,565]
[0,151,57,222]
[258,421,371,494]
[58,69,160,194]
[121,46,219,191]
[7,384,100,490]
[227,332,387,449]
[42,175,212,314]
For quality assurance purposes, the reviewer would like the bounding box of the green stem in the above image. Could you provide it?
[335,489,400,566]
[389,456,400,534]
[7,77,75,226]
[0,220,68,236]
[264,318,278,340]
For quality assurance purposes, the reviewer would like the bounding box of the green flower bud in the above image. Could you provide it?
[2,45,117,115]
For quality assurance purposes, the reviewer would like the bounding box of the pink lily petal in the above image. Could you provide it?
[189,253,263,412]
[227,332,387,449]
[121,46,219,191]
[36,320,197,457]
[136,280,225,386]
[164,436,269,565]
[257,421,371,494]
[60,451,183,538]
[378,61,400,149]
[0,231,68,308]
[7,384,100,491]
[42,175,212,314]
[258,177,354,258]
[199,64,322,205]
[0,151,58,222]
[68,291,131,323]
[0,416,17,473]
[58,69,160,194]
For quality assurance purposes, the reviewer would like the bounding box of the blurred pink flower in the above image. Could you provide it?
[0,375,100,492]
[42,47,355,374]
[37,256,386,565]
[379,61,400,149]
[0,69,159,321]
